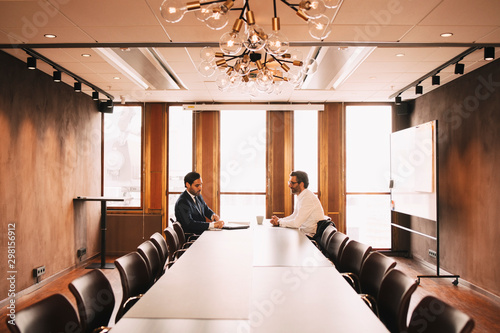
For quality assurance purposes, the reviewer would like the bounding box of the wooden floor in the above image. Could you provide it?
[1,255,500,333]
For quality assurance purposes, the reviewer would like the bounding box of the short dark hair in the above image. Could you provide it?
[290,170,309,188]
[184,172,201,187]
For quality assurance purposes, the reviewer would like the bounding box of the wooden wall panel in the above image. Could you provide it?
[0,51,101,297]
[194,111,220,214]
[106,214,162,255]
[266,111,293,218]
[403,59,500,297]
[319,104,345,231]
[144,104,165,212]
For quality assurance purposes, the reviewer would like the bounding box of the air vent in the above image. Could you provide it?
[94,47,184,90]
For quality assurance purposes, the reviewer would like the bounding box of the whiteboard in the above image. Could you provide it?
[390,120,437,221]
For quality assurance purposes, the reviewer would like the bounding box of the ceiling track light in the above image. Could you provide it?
[53,70,62,82]
[484,47,495,61]
[27,57,37,70]
[23,48,114,107]
[395,96,402,105]
[415,84,423,95]
[454,62,465,75]
[92,91,99,100]
[432,74,440,85]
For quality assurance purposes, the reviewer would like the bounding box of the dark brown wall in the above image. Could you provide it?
[0,51,101,297]
[399,58,500,296]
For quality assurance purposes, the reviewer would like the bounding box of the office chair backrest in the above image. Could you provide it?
[407,296,475,333]
[319,224,337,251]
[338,239,372,276]
[164,226,180,262]
[6,294,81,333]
[172,221,186,247]
[325,231,349,267]
[359,251,397,299]
[137,239,162,285]
[114,251,151,320]
[68,269,115,333]
[378,269,419,333]
[150,231,168,267]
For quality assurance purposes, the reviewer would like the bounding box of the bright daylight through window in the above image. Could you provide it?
[346,105,392,248]
[220,110,266,222]
[103,105,143,207]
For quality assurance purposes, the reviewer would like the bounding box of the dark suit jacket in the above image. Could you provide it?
[174,190,215,234]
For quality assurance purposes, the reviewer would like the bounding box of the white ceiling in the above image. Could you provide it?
[0,0,499,104]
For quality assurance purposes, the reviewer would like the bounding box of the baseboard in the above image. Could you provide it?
[412,255,500,305]
[0,253,100,308]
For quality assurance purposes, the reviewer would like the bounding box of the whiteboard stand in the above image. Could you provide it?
[390,120,459,286]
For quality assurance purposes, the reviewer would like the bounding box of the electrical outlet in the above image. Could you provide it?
[428,249,437,258]
[32,266,46,278]
[77,247,87,258]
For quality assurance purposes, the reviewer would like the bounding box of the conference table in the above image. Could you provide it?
[110,221,389,332]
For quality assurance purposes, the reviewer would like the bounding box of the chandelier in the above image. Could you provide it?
[159,0,338,95]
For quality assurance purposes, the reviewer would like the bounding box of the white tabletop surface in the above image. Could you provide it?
[113,223,389,332]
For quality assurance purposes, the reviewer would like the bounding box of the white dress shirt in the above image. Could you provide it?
[278,188,325,236]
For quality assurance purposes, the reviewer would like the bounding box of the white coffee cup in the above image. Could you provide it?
[256,215,264,225]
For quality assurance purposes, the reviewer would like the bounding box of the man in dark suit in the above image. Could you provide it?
[175,172,224,234]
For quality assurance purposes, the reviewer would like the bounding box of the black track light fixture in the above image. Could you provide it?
[27,57,36,70]
[74,82,82,92]
[432,74,440,85]
[415,84,423,95]
[395,95,402,105]
[53,70,61,82]
[92,91,99,100]
[484,47,495,61]
[454,62,465,75]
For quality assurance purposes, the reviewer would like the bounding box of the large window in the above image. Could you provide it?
[167,106,193,222]
[345,105,391,248]
[220,110,266,222]
[294,110,318,193]
[103,105,143,208]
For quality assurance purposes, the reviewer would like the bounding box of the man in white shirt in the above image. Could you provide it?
[270,171,325,236]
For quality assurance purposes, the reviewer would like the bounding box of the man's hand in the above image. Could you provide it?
[214,221,224,229]
[270,215,280,226]
[212,214,220,222]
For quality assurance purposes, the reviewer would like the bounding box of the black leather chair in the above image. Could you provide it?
[6,293,81,333]
[337,239,372,292]
[325,231,349,267]
[407,295,475,333]
[378,269,419,333]
[172,221,197,249]
[358,251,397,316]
[114,251,151,321]
[319,224,337,254]
[164,226,187,266]
[137,239,163,285]
[150,231,169,271]
[68,269,115,333]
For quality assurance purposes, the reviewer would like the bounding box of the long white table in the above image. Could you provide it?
[111,222,389,332]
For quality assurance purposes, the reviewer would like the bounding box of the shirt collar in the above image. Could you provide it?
[186,189,197,202]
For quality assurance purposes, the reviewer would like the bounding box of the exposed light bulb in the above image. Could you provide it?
[219,31,243,55]
[160,0,186,23]
[301,57,318,75]
[323,0,339,8]
[308,14,332,40]
[198,60,216,77]
[205,3,230,30]
[266,31,289,55]
[200,46,215,62]
[299,0,326,18]
[244,25,267,51]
